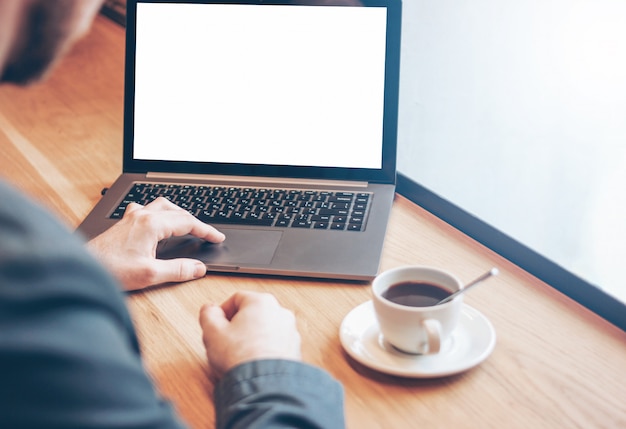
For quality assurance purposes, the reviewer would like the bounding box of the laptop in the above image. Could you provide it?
[78,0,402,281]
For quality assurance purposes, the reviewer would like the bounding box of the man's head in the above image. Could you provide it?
[0,0,104,85]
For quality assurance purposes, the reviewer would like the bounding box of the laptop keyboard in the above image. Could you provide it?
[110,183,371,231]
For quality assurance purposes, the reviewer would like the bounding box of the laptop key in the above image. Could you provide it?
[198,213,274,227]
[319,208,349,216]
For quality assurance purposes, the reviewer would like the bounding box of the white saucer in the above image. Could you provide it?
[339,301,496,378]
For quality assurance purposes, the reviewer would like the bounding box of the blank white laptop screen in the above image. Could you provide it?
[133,3,388,170]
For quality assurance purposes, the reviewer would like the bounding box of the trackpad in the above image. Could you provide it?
[157,228,282,266]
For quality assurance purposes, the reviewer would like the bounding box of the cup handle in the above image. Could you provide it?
[421,319,442,354]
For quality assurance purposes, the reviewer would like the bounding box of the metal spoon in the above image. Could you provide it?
[437,267,499,305]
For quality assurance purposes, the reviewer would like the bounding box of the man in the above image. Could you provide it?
[0,1,345,428]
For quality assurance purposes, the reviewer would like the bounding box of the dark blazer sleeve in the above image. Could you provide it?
[214,359,345,429]
[0,182,186,429]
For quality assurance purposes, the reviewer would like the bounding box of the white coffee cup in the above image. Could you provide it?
[372,266,464,355]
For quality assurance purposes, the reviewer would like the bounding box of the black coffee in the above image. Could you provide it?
[382,282,452,307]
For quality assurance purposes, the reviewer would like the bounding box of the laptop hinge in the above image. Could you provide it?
[146,172,369,188]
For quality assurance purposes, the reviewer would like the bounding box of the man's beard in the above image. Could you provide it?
[0,2,77,85]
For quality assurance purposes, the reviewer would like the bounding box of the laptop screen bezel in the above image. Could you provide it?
[122,0,401,184]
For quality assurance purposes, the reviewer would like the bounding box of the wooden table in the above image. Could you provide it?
[1,15,625,429]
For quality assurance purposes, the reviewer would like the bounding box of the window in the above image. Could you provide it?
[397,0,626,330]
